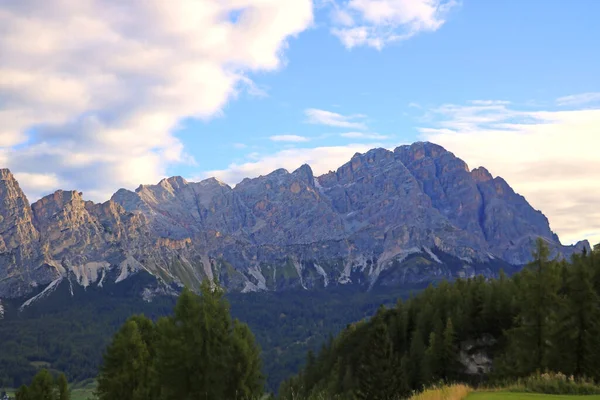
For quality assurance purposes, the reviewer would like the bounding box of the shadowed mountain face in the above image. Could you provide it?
[0,142,589,300]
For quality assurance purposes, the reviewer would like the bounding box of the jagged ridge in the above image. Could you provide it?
[0,142,589,300]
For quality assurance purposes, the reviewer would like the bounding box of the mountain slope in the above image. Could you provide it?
[0,142,589,299]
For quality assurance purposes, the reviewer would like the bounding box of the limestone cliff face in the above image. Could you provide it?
[0,169,45,297]
[0,143,589,299]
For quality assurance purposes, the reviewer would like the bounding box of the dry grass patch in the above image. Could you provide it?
[409,384,472,400]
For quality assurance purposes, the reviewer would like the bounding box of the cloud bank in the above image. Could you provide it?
[203,143,387,185]
[420,99,600,245]
[329,0,458,49]
[0,0,313,201]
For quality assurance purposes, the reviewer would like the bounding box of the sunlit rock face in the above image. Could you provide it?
[0,143,589,299]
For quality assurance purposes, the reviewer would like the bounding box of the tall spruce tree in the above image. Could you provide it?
[15,386,29,400]
[407,329,426,390]
[16,369,57,400]
[96,316,156,400]
[424,319,444,382]
[56,374,69,400]
[505,238,559,374]
[227,320,264,399]
[156,283,228,399]
[441,318,459,381]
[355,317,402,400]
[552,252,600,377]
[155,281,263,400]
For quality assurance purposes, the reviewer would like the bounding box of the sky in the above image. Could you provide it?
[0,0,599,246]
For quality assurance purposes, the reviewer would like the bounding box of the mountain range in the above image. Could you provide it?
[0,141,589,303]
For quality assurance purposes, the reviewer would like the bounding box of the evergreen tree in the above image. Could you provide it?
[15,386,29,400]
[355,318,402,400]
[227,320,264,399]
[96,317,156,400]
[505,238,559,374]
[592,244,600,297]
[56,374,69,400]
[552,252,600,378]
[407,329,426,390]
[24,369,56,400]
[424,319,444,382]
[155,281,263,400]
[441,318,459,381]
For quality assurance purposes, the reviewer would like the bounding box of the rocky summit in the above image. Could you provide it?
[0,142,589,300]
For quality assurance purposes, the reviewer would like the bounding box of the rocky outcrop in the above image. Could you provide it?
[0,169,46,297]
[0,143,589,299]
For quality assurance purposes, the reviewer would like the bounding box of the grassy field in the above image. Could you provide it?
[468,393,600,400]
[5,387,95,399]
[70,388,95,400]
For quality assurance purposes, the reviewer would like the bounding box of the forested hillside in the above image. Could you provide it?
[0,275,419,391]
[281,241,600,399]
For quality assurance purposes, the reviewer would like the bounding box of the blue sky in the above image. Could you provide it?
[0,0,599,244]
[176,0,600,179]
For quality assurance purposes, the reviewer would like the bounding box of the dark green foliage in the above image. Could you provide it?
[0,272,174,389]
[551,252,600,377]
[406,328,426,390]
[56,374,69,400]
[15,369,70,400]
[355,311,403,400]
[503,239,560,375]
[96,316,156,400]
[281,240,600,399]
[0,274,415,392]
[96,280,264,400]
[228,321,265,398]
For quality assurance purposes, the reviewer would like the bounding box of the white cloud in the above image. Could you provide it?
[269,135,311,142]
[556,92,600,106]
[0,0,313,202]
[305,108,368,129]
[329,0,458,49]
[233,143,248,149]
[340,132,389,139]
[203,143,385,185]
[13,172,62,197]
[419,98,600,246]
[468,100,511,106]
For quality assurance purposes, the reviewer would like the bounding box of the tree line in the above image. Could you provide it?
[279,240,600,399]
[94,280,264,400]
[0,273,408,392]
[14,370,69,400]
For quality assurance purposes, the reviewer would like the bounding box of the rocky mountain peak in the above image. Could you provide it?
[0,168,15,180]
[472,167,494,182]
[0,142,590,299]
[199,177,231,189]
[31,190,99,242]
[0,169,40,250]
[291,164,314,186]
[395,141,448,161]
[159,176,188,191]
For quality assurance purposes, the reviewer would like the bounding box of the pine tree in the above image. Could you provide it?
[505,238,559,374]
[355,318,401,400]
[56,374,69,400]
[407,329,426,390]
[553,252,600,378]
[155,281,264,399]
[226,320,264,399]
[23,369,56,400]
[15,385,29,400]
[441,318,459,381]
[424,319,444,382]
[96,317,156,400]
